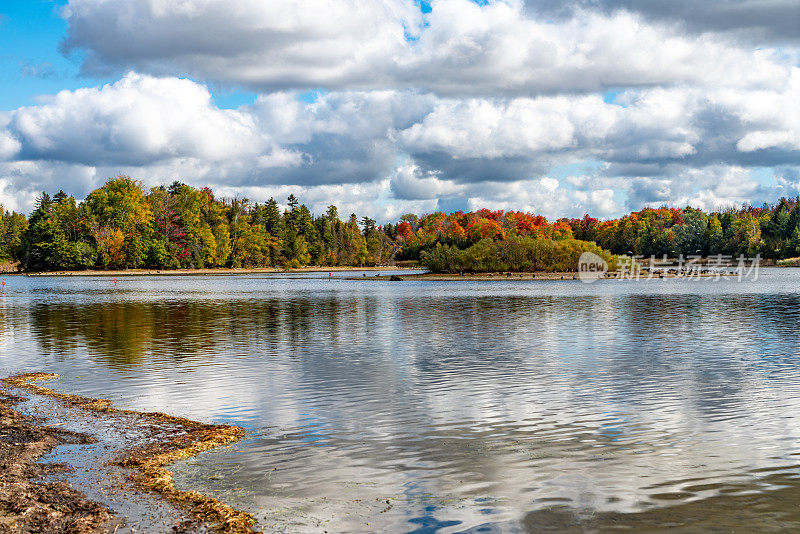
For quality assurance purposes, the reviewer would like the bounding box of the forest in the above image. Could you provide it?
[1,176,800,272]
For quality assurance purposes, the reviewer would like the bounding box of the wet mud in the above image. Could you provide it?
[0,374,259,534]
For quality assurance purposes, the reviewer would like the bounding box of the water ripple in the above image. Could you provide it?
[2,269,800,531]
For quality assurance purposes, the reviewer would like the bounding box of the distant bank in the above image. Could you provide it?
[23,266,413,276]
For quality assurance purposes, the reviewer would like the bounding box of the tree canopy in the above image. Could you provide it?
[2,176,799,271]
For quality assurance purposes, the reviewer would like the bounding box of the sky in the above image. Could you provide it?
[0,0,799,222]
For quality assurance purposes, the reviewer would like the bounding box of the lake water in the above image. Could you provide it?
[2,269,800,532]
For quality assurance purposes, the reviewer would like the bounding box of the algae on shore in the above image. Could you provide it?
[1,373,259,534]
[0,389,111,533]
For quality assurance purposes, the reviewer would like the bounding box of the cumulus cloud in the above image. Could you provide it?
[61,0,422,87]
[60,0,791,95]
[2,69,800,219]
[389,163,463,200]
[449,176,622,219]
[0,75,438,217]
[387,167,623,219]
[729,71,800,153]
[398,96,613,159]
[523,0,800,43]
[0,74,434,189]
[0,0,781,221]
[621,165,800,213]
[8,0,800,225]
[0,116,21,160]
[7,73,271,166]
[0,160,98,212]
[403,2,788,95]
[404,75,800,176]
[245,90,437,186]
[2,0,798,221]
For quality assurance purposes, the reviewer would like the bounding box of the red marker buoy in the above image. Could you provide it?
[1,279,5,287]
[113,278,117,286]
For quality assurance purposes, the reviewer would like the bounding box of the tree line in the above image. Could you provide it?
[1,177,395,271]
[1,176,799,271]
[568,201,800,260]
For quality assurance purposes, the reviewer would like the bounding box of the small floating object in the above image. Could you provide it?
[1,278,4,287]
[113,278,117,285]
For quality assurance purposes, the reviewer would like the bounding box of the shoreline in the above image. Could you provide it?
[370,271,734,281]
[0,389,111,533]
[3,266,744,280]
[1,373,259,533]
[20,266,415,277]
[375,271,582,281]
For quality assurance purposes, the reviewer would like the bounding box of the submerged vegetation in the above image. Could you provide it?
[2,175,800,272]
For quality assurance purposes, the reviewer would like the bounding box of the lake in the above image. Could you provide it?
[2,269,800,532]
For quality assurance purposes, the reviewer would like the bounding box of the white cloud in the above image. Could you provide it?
[7,73,271,166]
[623,165,800,213]
[573,189,618,216]
[389,163,463,200]
[2,0,797,219]
[399,77,800,180]
[0,113,21,161]
[0,160,98,212]
[730,70,800,153]
[62,0,422,87]
[0,133,21,161]
[2,69,800,219]
[398,96,608,159]
[404,2,788,95]
[523,0,800,43]
[457,177,621,219]
[60,0,792,95]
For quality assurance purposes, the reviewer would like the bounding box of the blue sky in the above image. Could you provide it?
[0,0,78,109]
[0,1,259,110]
[0,0,799,220]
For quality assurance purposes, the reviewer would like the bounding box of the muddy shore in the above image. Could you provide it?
[0,390,111,533]
[0,374,259,534]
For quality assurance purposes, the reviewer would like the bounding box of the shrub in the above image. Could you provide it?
[421,237,615,273]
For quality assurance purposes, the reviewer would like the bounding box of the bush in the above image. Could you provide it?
[421,237,615,273]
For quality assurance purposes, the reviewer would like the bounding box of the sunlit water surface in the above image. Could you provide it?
[2,270,800,532]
